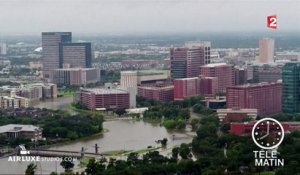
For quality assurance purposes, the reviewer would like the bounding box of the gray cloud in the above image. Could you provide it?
[0,0,299,35]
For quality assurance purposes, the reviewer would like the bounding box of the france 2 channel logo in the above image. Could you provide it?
[267,15,277,29]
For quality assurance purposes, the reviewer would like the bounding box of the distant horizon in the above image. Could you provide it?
[1,30,300,37]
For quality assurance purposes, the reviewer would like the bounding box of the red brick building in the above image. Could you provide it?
[230,122,300,136]
[174,77,199,100]
[174,76,218,100]
[198,76,218,97]
[226,82,282,115]
[200,63,234,93]
[137,84,174,102]
[79,88,129,110]
[217,108,257,123]
[170,41,211,79]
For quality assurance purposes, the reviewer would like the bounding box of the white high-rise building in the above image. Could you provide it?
[257,38,274,63]
[120,71,137,108]
[0,43,7,55]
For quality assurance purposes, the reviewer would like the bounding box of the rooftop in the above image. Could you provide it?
[231,82,281,88]
[53,68,98,71]
[0,124,41,133]
[201,63,228,68]
[138,85,174,90]
[81,88,129,95]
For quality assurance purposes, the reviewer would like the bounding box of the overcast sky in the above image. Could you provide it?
[0,0,299,35]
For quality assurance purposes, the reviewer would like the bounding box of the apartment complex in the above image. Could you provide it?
[226,82,282,115]
[0,83,57,108]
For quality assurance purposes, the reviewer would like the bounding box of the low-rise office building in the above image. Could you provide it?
[0,124,43,141]
[78,88,130,110]
[217,108,257,123]
[51,68,100,86]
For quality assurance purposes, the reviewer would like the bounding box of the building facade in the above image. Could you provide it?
[257,38,274,63]
[170,41,210,79]
[52,68,100,86]
[217,108,257,123]
[226,82,282,115]
[200,63,234,93]
[79,88,130,110]
[42,32,72,78]
[230,122,300,136]
[60,43,92,68]
[282,62,300,113]
[252,65,282,83]
[138,84,174,102]
[234,67,248,85]
[0,43,7,55]
[174,77,199,100]
[120,71,137,108]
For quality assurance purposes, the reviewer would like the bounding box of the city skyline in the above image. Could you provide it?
[0,0,300,35]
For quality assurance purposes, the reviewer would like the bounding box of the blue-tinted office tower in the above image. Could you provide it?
[60,43,92,68]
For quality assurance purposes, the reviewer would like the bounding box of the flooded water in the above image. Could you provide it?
[0,97,195,174]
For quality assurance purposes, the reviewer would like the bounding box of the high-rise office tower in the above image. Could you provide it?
[120,71,138,108]
[42,32,72,78]
[60,43,92,68]
[282,62,300,113]
[170,41,211,79]
[257,38,274,63]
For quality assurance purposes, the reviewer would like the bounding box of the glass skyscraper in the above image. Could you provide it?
[282,62,300,113]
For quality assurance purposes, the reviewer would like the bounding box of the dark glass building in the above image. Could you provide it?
[282,62,300,113]
[42,32,72,78]
[60,43,92,68]
[42,32,92,81]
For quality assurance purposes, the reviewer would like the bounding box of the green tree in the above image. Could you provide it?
[114,108,127,117]
[60,157,75,172]
[179,143,192,159]
[25,163,37,175]
[161,138,168,147]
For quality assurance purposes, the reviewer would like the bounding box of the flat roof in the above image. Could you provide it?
[231,82,281,88]
[53,68,98,71]
[0,124,40,133]
[217,108,258,113]
[138,85,174,90]
[82,88,128,95]
[201,63,228,68]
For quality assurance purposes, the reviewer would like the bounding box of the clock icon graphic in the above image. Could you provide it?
[252,118,285,150]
